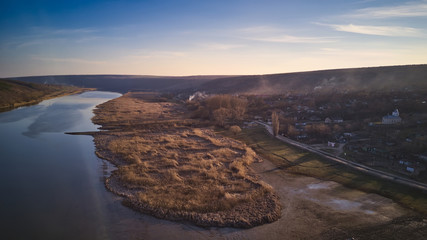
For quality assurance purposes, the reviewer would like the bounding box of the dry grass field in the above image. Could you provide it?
[91,92,281,228]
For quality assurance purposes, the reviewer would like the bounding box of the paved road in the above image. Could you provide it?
[255,121,427,192]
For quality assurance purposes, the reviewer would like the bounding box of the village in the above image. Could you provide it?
[244,90,427,182]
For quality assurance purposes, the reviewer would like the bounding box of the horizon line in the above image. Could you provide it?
[4,63,427,79]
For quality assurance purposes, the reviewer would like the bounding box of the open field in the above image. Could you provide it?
[0,79,88,111]
[220,127,427,215]
[90,92,281,228]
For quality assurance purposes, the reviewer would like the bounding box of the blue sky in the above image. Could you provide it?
[1,0,426,77]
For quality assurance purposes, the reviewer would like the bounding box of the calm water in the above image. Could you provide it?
[0,91,255,240]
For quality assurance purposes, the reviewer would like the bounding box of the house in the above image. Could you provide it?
[333,117,343,123]
[295,125,305,132]
[418,153,427,161]
[325,117,343,124]
[297,134,308,139]
[309,116,321,121]
[382,109,402,124]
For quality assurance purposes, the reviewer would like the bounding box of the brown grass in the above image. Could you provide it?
[103,129,266,213]
[92,92,281,227]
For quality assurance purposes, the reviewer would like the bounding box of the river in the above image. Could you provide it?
[0,91,414,240]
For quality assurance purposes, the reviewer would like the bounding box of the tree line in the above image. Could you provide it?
[188,94,247,127]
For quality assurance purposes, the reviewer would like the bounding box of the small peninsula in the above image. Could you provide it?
[91,92,281,228]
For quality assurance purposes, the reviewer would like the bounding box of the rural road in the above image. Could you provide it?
[256,121,427,192]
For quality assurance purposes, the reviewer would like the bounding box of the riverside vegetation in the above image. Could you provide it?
[0,79,86,111]
[91,92,281,228]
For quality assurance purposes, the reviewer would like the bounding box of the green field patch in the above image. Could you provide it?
[220,127,427,215]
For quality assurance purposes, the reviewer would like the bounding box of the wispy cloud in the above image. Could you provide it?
[238,25,337,43]
[34,57,106,65]
[347,0,427,18]
[352,0,377,4]
[200,43,245,50]
[127,50,188,60]
[4,27,101,49]
[247,35,336,43]
[238,26,284,33]
[320,23,423,37]
[316,47,396,57]
[16,40,54,48]
[31,27,98,35]
[75,36,102,43]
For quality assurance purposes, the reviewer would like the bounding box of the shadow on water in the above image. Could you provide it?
[0,105,45,123]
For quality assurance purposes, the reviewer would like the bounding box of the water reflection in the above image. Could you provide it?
[23,103,92,137]
[0,105,45,123]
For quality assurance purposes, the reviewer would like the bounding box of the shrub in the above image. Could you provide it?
[229,125,242,135]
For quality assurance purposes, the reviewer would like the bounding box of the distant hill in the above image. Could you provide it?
[8,65,427,95]
[0,79,82,111]
[10,75,229,93]
[197,65,427,94]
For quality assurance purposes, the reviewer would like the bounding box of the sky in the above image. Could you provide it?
[1,0,426,77]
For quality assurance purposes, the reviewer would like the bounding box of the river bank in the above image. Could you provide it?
[0,78,91,112]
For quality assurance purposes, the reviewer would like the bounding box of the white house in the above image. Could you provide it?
[382,109,402,124]
[325,117,343,124]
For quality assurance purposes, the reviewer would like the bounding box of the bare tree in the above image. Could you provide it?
[205,94,247,126]
[213,108,230,127]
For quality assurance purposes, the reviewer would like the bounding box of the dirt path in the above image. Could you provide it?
[310,143,346,156]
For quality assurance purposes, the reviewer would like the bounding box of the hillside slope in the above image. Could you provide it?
[0,79,82,111]
[9,65,427,95]
[11,75,229,93]
[198,65,427,94]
